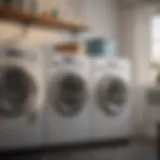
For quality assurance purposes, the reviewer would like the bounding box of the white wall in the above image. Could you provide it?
[0,0,119,49]
[118,1,160,138]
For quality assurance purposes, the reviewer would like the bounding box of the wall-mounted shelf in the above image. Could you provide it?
[0,5,89,32]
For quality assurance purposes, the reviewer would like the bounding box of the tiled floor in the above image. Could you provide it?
[2,141,157,160]
[40,141,157,160]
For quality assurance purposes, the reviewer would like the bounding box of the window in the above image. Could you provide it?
[151,16,160,82]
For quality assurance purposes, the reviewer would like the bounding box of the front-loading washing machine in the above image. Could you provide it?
[43,53,92,145]
[0,47,45,150]
[91,57,132,141]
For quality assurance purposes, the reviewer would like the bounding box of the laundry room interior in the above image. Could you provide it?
[0,0,160,159]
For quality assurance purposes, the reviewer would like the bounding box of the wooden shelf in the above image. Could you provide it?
[0,5,89,32]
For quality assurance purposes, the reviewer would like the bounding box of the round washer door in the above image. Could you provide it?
[0,67,37,117]
[98,76,128,116]
[49,72,87,117]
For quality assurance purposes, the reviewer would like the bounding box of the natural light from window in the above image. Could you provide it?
[152,16,160,61]
[151,16,160,82]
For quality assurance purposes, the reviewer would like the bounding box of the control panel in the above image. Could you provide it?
[6,48,22,57]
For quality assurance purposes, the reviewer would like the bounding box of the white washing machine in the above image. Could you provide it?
[43,53,92,145]
[0,47,45,150]
[91,57,132,141]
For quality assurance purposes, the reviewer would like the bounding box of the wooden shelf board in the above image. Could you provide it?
[0,5,89,32]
